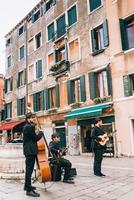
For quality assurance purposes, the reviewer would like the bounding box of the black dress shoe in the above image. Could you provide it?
[94,173,102,177]
[100,173,106,176]
[26,190,40,197]
[63,179,75,184]
[24,186,36,191]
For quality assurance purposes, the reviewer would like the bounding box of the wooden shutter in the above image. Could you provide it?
[10,103,12,118]
[123,75,132,97]
[90,0,101,12]
[16,73,19,88]
[4,104,7,119]
[33,94,37,112]
[68,5,77,26]
[17,99,20,116]
[48,22,54,40]
[24,68,27,85]
[45,88,50,110]
[91,29,96,53]
[106,64,112,96]
[4,79,7,93]
[55,84,60,107]
[103,19,109,47]
[57,14,66,38]
[119,19,127,51]
[36,60,42,79]
[42,90,45,110]
[80,76,86,102]
[89,72,96,99]
[10,77,13,91]
[67,80,73,104]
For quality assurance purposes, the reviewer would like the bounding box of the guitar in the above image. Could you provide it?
[58,146,69,158]
[97,131,116,146]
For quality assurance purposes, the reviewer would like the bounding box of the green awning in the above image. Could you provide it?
[64,102,112,120]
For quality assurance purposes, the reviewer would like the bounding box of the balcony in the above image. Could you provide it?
[49,60,70,76]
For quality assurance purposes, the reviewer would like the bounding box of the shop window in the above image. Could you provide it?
[69,38,79,62]
[48,53,54,68]
[35,32,42,49]
[28,38,34,54]
[28,64,34,83]
[33,91,45,112]
[17,70,26,88]
[123,73,134,97]
[89,0,102,12]
[36,60,42,79]
[91,20,109,55]
[7,55,11,68]
[120,16,134,50]
[19,45,25,60]
[68,5,77,27]
[89,64,112,99]
[17,97,26,116]
[67,76,86,104]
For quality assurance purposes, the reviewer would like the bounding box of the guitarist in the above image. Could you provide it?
[91,118,106,177]
[49,132,74,184]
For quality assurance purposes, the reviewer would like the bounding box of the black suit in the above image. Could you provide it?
[23,122,43,191]
[91,126,105,175]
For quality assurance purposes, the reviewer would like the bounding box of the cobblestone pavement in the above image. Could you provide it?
[0,156,134,200]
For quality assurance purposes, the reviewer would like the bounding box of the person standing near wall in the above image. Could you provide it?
[91,118,106,177]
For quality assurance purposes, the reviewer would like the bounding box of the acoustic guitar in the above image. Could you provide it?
[97,131,116,146]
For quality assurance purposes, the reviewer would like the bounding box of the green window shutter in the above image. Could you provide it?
[57,14,66,38]
[68,5,77,27]
[106,64,112,96]
[48,22,54,40]
[67,80,73,104]
[89,72,96,99]
[123,75,132,97]
[33,94,37,112]
[80,76,86,102]
[42,90,45,110]
[55,84,60,107]
[90,0,101,12]
[36,60,42,79]
[91,29,96,53]
[45,88,50,110]
[17,99,20,116]
[10,103,12,118]
[119,19,127,51]
[54,49,58,63]
[16,73,19,88]
[4,79,7,93]
[103,19,109,47]
[10,77,13,91]
[24,68,27,85]
[4,105,7,119]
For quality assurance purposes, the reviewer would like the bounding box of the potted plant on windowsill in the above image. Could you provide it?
[70,102,83,109]
[47,107,58,114]
[93,96,112,104]
[49,60,70,74]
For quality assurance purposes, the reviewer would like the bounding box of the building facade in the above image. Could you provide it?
[2,0,134,156]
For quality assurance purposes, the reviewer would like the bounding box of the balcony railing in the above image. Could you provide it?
[49,60,70,75]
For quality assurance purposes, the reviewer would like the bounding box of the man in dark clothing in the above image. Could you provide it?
[23,112,43,197]
[91,118,106,177]
[49,133,74,184]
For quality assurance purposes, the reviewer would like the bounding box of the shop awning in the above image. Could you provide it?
[64,102,113,120]
[0,121,24,131]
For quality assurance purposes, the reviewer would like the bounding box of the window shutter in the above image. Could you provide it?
[32,15,35,23]
[16,73,19,88]
[17,99,20,116]
[55,84,60,107]
[10,103,12,118]
[36,60,42,79]
[4,104,7,119]
[106,64,112,96]
[40,6,43,16]
[103,19,109,47]
[24,68,27,85]
[44,3,47,13]
[68,5,77,27]
[80,76,86,102]
[123,75,132,97]
[4,79,7,93]
[119,19,127,51]
[91,29,96,53]
[44,88,50,110]
[89,72,96,99]
[57,14,66,38]
[33,94,37,112]
[10,77,13,91]
[67,80,73,104]
[90,0,101,12]
[42,90,45,110]
[48,23,54,41]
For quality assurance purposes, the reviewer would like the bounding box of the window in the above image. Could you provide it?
[46,0,53,11]
[17,97,26,116]
[7,55,11,68]
[32,10,40,23]
[67,76,86,104]
[49,87,56,108]
[56,15,66,39]
[5,102,12,119]
[35,32,41,49]
[89,0,102,12]
[69,38,79,62]
[91,20,109,55]
[120,16,134,50]
[68,5,77,27]
[28,64,34,83]
[33,91,45,112]
[48,53,54,68]
[18,26,24,36]
[123,74,134,97]
[6,37,11,47]
[55,45,65,62]
[4,77,13,93]
[89,65,112,99]
[17,70,26,87]
[36,60,42,79]
[28,38,34,54]
[47,22,55,41]
[19,45,25,60]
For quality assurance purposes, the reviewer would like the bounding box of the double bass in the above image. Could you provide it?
[36,117,52,183]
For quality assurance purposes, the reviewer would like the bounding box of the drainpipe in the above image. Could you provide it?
[25,20,28,113]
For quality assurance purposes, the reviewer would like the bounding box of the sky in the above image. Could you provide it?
[0,0,40,75]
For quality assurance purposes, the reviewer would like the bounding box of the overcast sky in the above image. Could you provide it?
[0,0,40,75]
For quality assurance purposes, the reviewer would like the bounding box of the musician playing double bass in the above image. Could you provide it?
[23,112,43,197]
[49,132,75,184]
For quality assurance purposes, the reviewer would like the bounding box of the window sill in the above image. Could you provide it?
[124,48,134,54]
[18,85,25,89]
[92,49,105,56]
[88,5,103,16]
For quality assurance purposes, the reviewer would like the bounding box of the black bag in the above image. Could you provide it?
[70,168,77,177]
